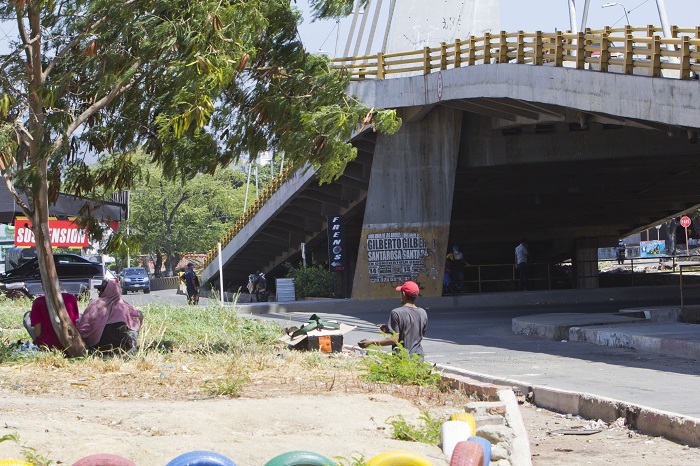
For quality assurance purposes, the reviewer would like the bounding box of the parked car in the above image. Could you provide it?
[0,253,104,297]
[120,267,150,294]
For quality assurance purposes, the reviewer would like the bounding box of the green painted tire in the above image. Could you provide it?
[365,450,432,466]
[263,451,333,466]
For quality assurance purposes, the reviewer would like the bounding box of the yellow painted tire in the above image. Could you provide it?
[450,412,476,436]
[0,461,34,466]
[366,450,432,466]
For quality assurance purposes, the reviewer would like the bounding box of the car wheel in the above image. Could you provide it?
[144,288,150,294]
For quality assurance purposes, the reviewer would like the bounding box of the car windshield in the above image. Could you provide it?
[125,268,147,276]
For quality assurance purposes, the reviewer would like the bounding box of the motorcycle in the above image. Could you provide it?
[247,272,269,302]
[0,281,31,300]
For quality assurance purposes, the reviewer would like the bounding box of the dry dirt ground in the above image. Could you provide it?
[1,352,699,465]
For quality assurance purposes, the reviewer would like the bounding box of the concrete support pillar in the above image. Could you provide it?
[352,107,462,299]
[574,238,599,289]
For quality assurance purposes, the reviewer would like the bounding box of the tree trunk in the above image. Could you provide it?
[25,3,86,357]
[154,250,163,278]
[31,166,87,357]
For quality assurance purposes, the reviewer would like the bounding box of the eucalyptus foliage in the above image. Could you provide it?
[0,0,399,355]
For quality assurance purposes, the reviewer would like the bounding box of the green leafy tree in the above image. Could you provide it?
[130,156,264,276]
[0,0,399,356]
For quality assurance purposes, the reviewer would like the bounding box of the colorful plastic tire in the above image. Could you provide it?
[449,441,484,466]
[72,454,136,466]
[365,450,432,466]
[264,451,334,466]
[449,412,476,437]
[467,436,491,466]
[441,420,473,461]
[0,461,34,466]
[165,451,236,466]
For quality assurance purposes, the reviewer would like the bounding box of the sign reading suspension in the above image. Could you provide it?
[14,218,89,248]
[367,232,429,283]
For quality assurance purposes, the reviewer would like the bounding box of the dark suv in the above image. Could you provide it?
[0,253,104,297]
[120,267,150,294]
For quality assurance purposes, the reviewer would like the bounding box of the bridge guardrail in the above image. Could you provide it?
[202,166,294,270]
[331,25,700,80]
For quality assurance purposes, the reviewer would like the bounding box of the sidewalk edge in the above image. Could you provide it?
[435,363,700,448]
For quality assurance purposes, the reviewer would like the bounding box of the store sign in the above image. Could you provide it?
[327,216,345,272]
[14,218,89,248]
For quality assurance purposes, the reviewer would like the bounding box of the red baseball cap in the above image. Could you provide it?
[396,281,420,298]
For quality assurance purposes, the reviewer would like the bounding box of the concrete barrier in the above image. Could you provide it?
[150,276,180,291]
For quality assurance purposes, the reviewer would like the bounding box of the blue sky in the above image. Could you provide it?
[297,0,700,54]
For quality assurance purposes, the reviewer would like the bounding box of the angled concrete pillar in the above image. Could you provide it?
[352,107,462,299]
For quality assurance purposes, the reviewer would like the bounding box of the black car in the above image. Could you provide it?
[0,253,104,297]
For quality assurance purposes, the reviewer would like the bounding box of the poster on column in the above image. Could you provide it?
[327,215,345,272]
[367,232,430,283]
[14,218,90,248]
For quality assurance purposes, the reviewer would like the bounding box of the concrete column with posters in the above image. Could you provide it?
[352,106,462,299]
[575,238,599,289]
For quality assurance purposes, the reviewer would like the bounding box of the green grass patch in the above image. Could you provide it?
[360,345,441,387]
[387,411,443,445]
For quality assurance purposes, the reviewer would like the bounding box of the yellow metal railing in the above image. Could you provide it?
[331,25,700,80]
[202,166,294,269]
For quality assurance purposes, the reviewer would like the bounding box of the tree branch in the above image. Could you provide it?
[51,70,138,153]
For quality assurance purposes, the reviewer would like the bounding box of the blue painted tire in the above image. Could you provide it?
[264,451,334,466]
[467,436,491,466]
[71,454,136,466]
[165,451,236,466]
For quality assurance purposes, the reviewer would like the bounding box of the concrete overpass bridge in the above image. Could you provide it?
[202,26,700,299]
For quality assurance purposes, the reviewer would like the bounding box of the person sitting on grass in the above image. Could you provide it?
[23,286,80,351]
[77,279,143,354]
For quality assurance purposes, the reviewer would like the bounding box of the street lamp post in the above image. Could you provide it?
[602,2,631,26]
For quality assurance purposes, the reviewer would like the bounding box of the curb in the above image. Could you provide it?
[436,363,700,448]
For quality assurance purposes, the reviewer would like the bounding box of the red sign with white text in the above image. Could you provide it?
[14,218,90,248]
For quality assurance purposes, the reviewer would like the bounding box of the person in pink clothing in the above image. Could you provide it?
[77,279,143,354]
[25,292,80,350]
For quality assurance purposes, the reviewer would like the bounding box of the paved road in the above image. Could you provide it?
[123,288,700,419]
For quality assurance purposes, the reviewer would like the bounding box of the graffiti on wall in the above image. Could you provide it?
[367,232,433,283]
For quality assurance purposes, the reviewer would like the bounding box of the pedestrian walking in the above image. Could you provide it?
[515,239,529,291]
[181,262,200,305]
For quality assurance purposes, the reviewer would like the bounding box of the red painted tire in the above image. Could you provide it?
[449,441,484,466]
[71,454,136,466]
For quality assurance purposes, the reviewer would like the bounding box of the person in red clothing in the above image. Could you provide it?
[24,291,80,350]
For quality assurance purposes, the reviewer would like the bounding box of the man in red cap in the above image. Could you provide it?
[358,280,428,357]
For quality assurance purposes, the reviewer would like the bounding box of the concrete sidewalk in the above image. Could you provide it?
[235,285,700,447]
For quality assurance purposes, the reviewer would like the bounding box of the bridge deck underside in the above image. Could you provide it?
[448,152,700,265]
[215,134,376,292]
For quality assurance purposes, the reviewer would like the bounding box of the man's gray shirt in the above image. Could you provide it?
[387,304,428,356]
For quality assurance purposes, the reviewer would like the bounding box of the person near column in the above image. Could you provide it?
[515,239,529,291]
[357,280,428,358]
